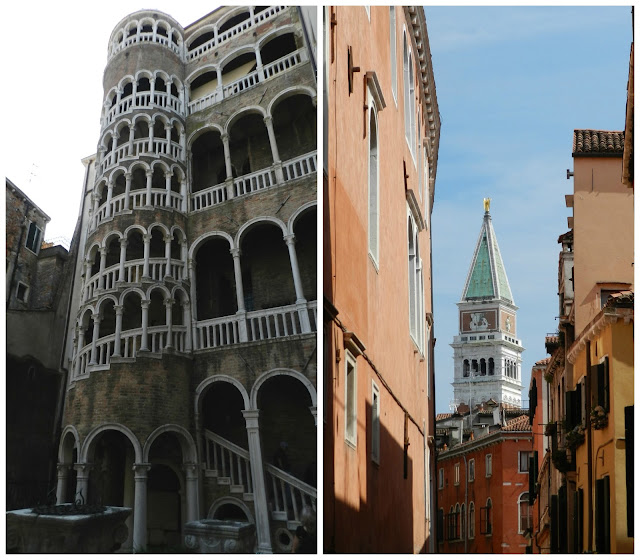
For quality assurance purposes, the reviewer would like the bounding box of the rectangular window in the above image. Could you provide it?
[591,357,610,412]
[446,511,459,541]
[16,282,28,303]
[486,454,492,477]
[345,351,357,446]
[438,467,444,489]
[469,504,476,539]
[371,381,380,463]
[519,451,532,473]
[25,222,42,254]
[389,7,397,103]
[480,504,492,534]
[469,458,475,482]
[454,462,460,485]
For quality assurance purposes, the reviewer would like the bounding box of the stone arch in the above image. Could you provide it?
[80,423,143,464]
[195,374,250,414]
[142,424,197,464]
[208,496,255,523]
[235,216,287,248]
[117,74,136,93]
[118,286,147,306]
[127,159,152,176]
[185,64,219,87]
[107,165,129,185]
[189,230,235,260]
[123,223,147,238]
[217,6,251,31]
[287,201,317,235]
[58,425,80,463]
[187,123,225,149]
[102,229,124,249]
[146,283,172,301]
[171,285,189,302]
[267,85,316,118]
[224,105,267,135]
[85,241,102,263]
[96,293,119,312]
[250,368,316,410]
[257,24,300,50]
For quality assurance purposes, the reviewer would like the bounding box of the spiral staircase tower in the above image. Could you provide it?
[57,6,317,553]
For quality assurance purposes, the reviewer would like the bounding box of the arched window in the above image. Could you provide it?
[389,7,397,102]
[463,359,470,377]
[469,501,475,539]
[480,358,486,375]
[488,357,495,375]
[481,498,492,535]
[461,503,466,540]
[454,503,461,541]
[368,105,379,263]
[518,492,532,534]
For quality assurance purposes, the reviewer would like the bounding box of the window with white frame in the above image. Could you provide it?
[438,467,444,489]
[371,381,380,463]
[519,450,532,473]
[368,101,379,265]
[518,492,532,534]
[454,462,460,486]
[469,501,475,539]
[345,351,357,446]
[408,218,416,336]
[25,221,42,254]
[486,454,492,477]
[407,213,424,352]
[389,7,397,103]
[481,498,493,535]
[469,458,475,482]
[403,33,416,161]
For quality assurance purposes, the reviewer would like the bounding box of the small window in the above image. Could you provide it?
[519,451,532,473]
[345,351,357,446]
[454,462,460,486]
[468,458,475,482]
[371,381,380,463]
[16,282,29,303]
[438,467,444,489]
[25,222,42,253]
[486,454,492,477]
[480,498,492,535]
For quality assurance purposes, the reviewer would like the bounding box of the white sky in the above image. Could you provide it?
[3,2,224,244]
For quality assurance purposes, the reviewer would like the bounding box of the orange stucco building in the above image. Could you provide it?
[323,6,440,553]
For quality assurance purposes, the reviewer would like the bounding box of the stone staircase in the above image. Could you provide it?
[203,430,316,533]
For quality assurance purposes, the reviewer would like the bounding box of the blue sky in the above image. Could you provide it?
[424,6,632,413]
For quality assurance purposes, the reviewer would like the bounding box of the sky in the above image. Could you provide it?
[424,6,632,413]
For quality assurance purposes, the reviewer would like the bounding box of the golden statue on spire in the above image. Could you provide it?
[483,197,491,212]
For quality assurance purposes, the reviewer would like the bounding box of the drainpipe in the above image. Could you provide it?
[463,453,468,553]
[586,341,593,551]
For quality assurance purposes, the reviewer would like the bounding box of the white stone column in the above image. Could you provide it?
[98,248,107,291]
[118,239,128,283]
[148,122,155,153]
[113,305,123,357]
[75,326,85,377]
[255,46,265,81]
[91,192,99,230]
[111,133,119,167]
[132,463,151,552]
[179,130,186,160]
[242,410,272,553]
[164,298,174,349]
[56,463,71,504]
[164,172,173,208]
[140,299,150,351]
[105,181,114,218]
[89,313,101,365]
[230,248,248,343]
[74,463,92,504]
[131,80,138,108]
[180,179,188,212]
[145,170,153,207]
[188,258,197,319]
[264,115,284,183]
[183,301,192,351]
[128,126,135,156]
[124,172,132,210]
[230,248,246,313]
[165,124,172,156]
[164,234,172,279]
[84,259,93,300]
[221,132,234,199]
[116,88,123,114]
[149,78,156,105]
[183,463,199,522]
[142,234,151,279]
[284,234,306,304]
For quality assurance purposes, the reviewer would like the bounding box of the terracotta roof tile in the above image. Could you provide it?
[502,414,531,432]
[573,129,624,155]
[436,413,453,421]
[535,357,552,366]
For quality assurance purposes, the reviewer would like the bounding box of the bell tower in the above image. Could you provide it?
[450,199,524,407]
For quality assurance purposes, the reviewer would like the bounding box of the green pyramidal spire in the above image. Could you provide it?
[461,200,514,303]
